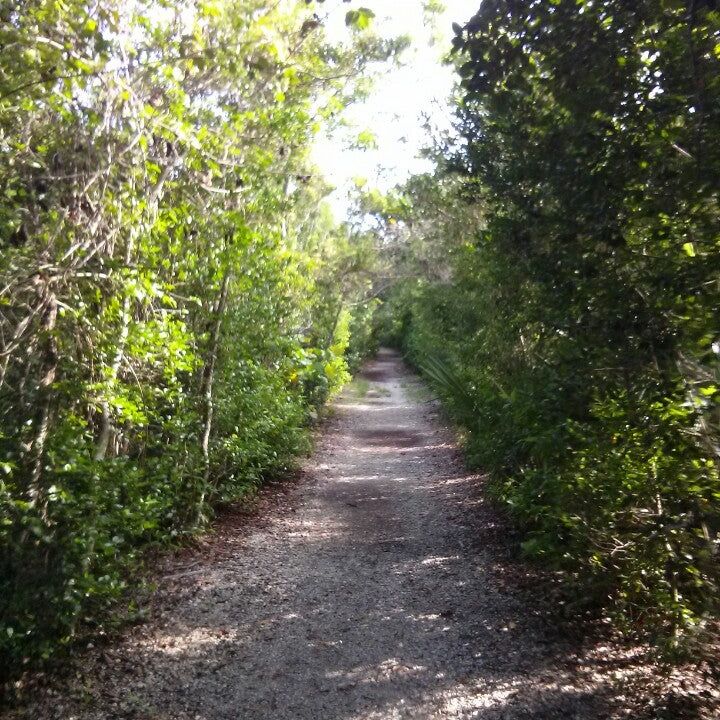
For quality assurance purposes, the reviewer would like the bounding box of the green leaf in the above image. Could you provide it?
[345,7,375,30]
[355,129,378,149]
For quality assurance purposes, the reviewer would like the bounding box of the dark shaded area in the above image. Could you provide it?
[354,427,424,449]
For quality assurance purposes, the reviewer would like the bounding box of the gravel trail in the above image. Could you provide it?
[22,350,626,719]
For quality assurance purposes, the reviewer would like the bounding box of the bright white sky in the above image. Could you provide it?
[311,0,481,216]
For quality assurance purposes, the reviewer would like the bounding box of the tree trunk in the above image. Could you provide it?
[95,233,135,461]
[196,269,231,523]
[27,281,59,521]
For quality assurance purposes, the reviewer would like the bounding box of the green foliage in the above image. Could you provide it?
[345,7,375,31]
[346,298,380,371]
[0,0,390,686]
[377,0,720,648]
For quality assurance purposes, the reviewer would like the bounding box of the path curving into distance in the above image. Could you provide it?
[21,350,626,720]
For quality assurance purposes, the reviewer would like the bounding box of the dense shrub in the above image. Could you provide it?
[0,0,388,684]
[375,0,720,645]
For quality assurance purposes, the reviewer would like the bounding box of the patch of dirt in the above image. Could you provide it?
[354,427,424,448]
[358,365,392,382]
[8,349,718,720]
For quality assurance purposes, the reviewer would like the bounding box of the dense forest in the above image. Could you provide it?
[2,0,719,698]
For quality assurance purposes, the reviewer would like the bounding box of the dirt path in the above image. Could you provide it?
[16,350,692,719]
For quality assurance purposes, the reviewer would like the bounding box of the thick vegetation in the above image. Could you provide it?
[375,0,720,648]
[0,0,391,683]
[3,0,719,695]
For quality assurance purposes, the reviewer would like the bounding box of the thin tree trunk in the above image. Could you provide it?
[27,282,58,521]
[196,269,231,523]
[95,232,135,461]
